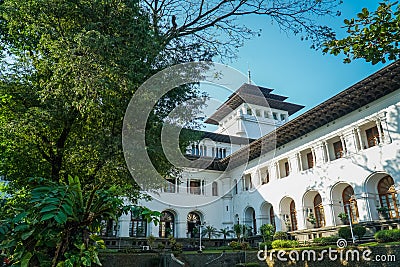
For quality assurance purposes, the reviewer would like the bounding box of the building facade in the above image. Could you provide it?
[117,62,400,242]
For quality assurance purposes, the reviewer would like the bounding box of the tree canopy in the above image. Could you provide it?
[323,1,400,64]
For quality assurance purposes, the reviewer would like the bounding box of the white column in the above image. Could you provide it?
[177,219,187,238]
[379,111,392,144]
[268,163,277,181]
[356,127,364,151]
[297,152,303,171]
[289,154,299,174]
[343,129,358,154]
[324,141,330,162]
[313,142,325,166]
[275,162,281,179]
[375,118,383,145]
[118,213,131,237]
[340,135,346,156]
[296,206,306,230]
[323,202,335,227]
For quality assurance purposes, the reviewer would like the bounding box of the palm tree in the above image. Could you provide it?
[219,228,234,244]
[233,224,247,243]
[202,225,220,240]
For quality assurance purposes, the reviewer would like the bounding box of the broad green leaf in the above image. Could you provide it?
[41,213,55,221]
[40,205,58,213]
[21,252,33,267]
[21,229,35,240]
[54,211,67,224]
[14,223,29,232]
[61,203,73,216]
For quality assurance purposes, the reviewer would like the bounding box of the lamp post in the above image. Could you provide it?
[341,201,356,244]
[199,221,206,253]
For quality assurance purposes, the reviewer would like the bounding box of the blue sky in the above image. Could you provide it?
[200,1,389,131]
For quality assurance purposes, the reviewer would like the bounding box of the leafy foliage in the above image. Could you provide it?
[233,224,248,243]
[353,225,367,240]
[312,235,339,246]
[273,231,288,240]
[219,228,234,241]
[0,176,160,266]
[323,1,400,64]
[374,229,400,243]
[338,227,352,240]
[259,224,275,243]
[202,225,220,240]
[271,240,299,249]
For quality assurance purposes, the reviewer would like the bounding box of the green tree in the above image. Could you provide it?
[201,225,220,240]
[233,224,248,243]
[323,1,400,64]
[259,224,275,243]
[219,228,234,243]
[0,176,161,266]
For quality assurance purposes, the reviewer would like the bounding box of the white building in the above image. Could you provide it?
[118,61,400,242]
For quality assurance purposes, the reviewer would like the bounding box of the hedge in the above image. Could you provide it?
[374,229,400,243]
[271,240,299,249]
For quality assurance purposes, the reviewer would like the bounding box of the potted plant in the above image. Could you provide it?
[338,212,349,225]
[307,213,317,227]
[377,206,390,220]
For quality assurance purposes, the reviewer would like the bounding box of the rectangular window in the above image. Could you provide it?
[333,141,343,159]
[256,109,261,117]
[273,112,278,120]
[190,180,201,195]
[366,126,380,148]
[264,111,270,118]
[280,114,286,121]
[130,217,147,237]
[307,152,314,169]
[247,108,252,115]
[284,161,290,176]
[163,179,176,193]
[263,171,269,184]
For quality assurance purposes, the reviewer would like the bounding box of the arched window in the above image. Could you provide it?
[378,175,399,219]
[159,211,175,238]
[290,200,298,231]
[342,185,359,223]
[313,194,325,228]
[212,182,218,196]
[187,212,201,238]
[269,207,276,229]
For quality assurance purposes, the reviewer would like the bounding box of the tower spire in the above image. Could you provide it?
[247,64,251,84]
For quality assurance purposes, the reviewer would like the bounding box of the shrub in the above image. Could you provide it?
[353,225,367,240]
[271,240,299,249]
[259,224,275,242]
[374,229,400,243]
[260,241,272,249]
[241,242,250,250]
[338,227,352,240]
[157,243,165,250]
[273,231,288,240]
[167,236,182,253]
[229,241,242,250]
[313,236,339,246]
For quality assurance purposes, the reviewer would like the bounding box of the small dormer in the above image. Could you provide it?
[205,83,304,139]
